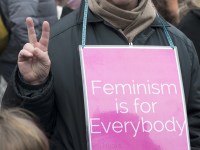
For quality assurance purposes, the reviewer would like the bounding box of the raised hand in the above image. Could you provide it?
[18,17,51,85]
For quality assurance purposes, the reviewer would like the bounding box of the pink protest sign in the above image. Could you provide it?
[79,46,190,150]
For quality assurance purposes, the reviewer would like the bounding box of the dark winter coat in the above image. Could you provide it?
[61,6,73,18]
[2,3,200,150]
[0,0,57,81]
[178,9,200,64]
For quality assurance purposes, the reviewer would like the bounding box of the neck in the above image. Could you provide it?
[107,0,139,10]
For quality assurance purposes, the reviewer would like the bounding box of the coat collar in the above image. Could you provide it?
[192,9,200,18]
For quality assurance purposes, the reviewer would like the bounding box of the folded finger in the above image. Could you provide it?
[18,49,33,59]
[23,43,35,53]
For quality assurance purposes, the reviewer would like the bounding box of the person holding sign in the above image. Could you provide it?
[2,0,200,150]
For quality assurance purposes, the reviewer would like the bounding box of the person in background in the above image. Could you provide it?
[152,0,180,25]
[179,0,194,19]
[56,0,81,18]
[0,0,58,102]
[2,0,200,149]
[178,0,200,63]
[0,0,57,82]
[0,108,49,150]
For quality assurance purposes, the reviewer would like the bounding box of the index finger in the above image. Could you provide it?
[26,17,37,46]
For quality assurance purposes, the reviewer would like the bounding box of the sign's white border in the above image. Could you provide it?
[79,45,190,150]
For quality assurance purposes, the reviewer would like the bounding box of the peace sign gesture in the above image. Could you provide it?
[18,17,51,85]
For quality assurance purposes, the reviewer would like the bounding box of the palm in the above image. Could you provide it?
[18,18,51,85]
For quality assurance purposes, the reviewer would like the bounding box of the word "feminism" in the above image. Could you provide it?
[91,80,178,95]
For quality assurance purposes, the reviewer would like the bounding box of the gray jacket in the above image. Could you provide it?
[0,0,57,64]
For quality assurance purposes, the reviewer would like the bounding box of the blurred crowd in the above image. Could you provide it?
[1,0,200,101]
[0,0,200,149]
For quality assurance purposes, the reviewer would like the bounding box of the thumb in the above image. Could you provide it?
[33,48,51,65]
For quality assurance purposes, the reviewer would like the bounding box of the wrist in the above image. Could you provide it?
[18,72,49,86]
[28,77,49,85]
